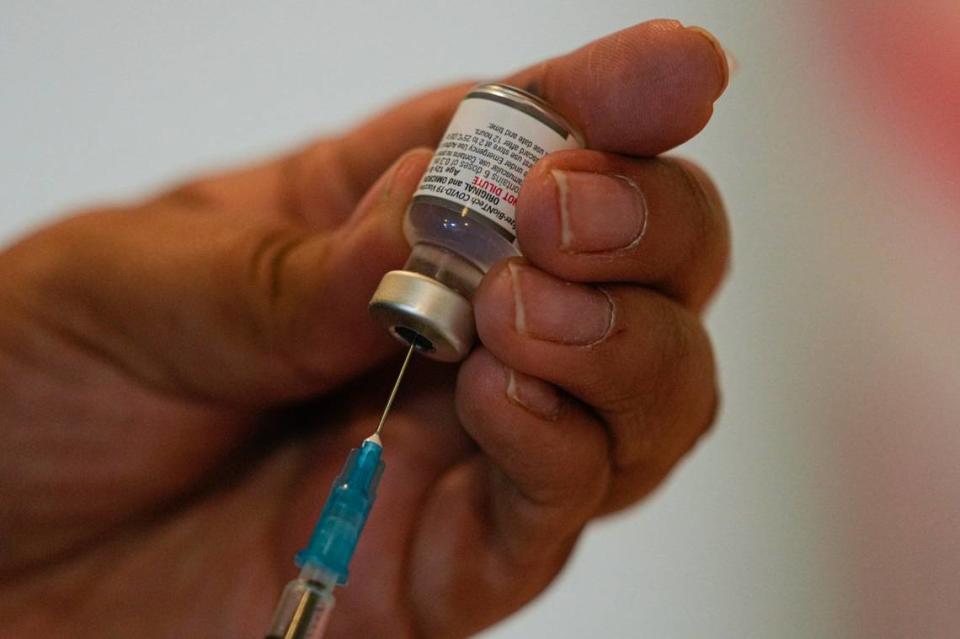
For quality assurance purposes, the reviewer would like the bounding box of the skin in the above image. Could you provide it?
[0,20,730,639]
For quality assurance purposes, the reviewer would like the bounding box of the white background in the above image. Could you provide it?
[3,2,959,637]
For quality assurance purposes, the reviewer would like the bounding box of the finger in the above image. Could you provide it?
[403,347,610,636]
[474,262,719,510]
[2,149,433,407]
[516,150,730,310]
[504,20,728,155]
[456,348,610,546]
[172,20,727,224]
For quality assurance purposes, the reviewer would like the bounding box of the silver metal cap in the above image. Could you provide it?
[368,270,475,362]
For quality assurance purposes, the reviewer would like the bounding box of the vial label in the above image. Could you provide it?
[413,92,581,244]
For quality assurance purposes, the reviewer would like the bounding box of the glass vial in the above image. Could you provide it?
[369,83,584,361]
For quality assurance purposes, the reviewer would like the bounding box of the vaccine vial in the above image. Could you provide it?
[369,83,584,362]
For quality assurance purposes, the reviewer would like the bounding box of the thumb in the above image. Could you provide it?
[1,148,433,407]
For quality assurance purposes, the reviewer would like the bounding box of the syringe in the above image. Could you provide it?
[265,341,416,639]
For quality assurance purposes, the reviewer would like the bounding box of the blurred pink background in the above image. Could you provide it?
[827,1,960,206]
[815,2,960,636]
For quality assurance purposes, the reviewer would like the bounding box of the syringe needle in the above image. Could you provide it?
[373,340,416,438]
[269,345,415,639]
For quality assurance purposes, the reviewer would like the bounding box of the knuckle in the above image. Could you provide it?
[661,157,731,304]
[2,210,120,295]
[602,379,716,512]
[605,292,688,408]
[668,158,715,250]
[225,224,314,359]
[601,457,676,513]
[285,136,358,222]
[592,292,708,470]
[698,382,722,441]
[160,178,222,210]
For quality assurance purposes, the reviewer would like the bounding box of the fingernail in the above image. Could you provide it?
[552,170,647,253]
[686,26,732,95]
[508,261,613,345]
[506,368,562,420]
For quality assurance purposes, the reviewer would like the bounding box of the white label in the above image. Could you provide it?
[413,95,581,244]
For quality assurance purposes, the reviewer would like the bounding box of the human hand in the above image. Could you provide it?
[0,20,729,638]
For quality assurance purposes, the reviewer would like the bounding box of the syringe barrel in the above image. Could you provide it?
[265,566,336,639]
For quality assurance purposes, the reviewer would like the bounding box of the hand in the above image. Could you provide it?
[0,20,729,638]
